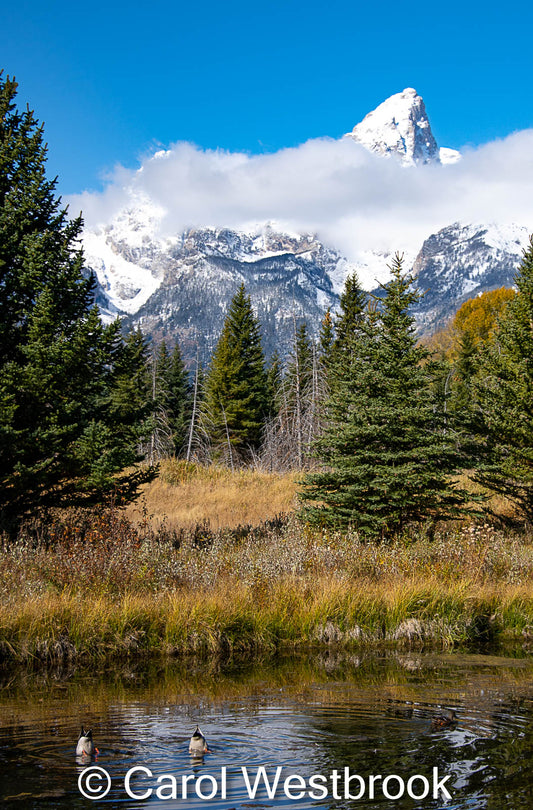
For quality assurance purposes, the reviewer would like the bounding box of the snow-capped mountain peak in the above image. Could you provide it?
[347,87,460,166]
[81,88,524,360]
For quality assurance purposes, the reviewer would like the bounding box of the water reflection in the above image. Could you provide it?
[1,652,533,808]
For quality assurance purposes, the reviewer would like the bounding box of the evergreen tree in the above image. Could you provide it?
[284,322,314,407]
[319,308,334,364]
[167,341,192,454]
[300,255,470,537]
[331,272,368,361]
[450,330,478,416]
[316,308,335,421]
[152,339,191,456]
[473,237,533,523]
[75,327,153,492]
[109,328,151,428]
[203,284,268,463]
[0,74,153,530]
[283,322,315,469]
[265,350,283,419]
[145,340,174,464]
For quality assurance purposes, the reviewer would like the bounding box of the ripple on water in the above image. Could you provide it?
[2,653,533,808]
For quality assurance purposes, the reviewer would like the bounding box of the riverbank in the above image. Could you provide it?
[2,492,533,664]
[2,578,533,665]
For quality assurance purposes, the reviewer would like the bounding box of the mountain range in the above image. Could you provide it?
[82,88,530,358]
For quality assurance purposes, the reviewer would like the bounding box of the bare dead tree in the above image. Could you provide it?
[186,346,201,463]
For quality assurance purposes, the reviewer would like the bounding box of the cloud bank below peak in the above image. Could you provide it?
[70,127,533,276]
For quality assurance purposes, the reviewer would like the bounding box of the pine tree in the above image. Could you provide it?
[300,256,470,537]
[109,328,151,428]
[203,284,268,464]
[74,327,153,493]
[265,350,283,419]
[473,237,533,524]
[319,308,334,364]
[150,339,191,457]
[450,330,478,416]
[331,273,368,361]
[0,74,154,530]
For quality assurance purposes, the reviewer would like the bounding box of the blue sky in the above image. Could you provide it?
[2,0,533,196]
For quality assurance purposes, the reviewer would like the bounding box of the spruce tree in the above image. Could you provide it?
[282,322,315,469]
[150,339,191,457]
[450,330,477,416]
[265,350,283,419]
[203,284,268,463]
[300,256,470,537]
[319,308,334,364]
[166,341,192,454]
[324,271,368,403]
[331,272,368,361]
[0,74,153,529]
[473,237,533,523]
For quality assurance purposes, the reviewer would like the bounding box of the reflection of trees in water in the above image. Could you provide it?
[298,668,533,809]
[3,653,533,808]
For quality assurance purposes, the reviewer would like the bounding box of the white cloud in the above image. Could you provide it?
[69,129,533,288]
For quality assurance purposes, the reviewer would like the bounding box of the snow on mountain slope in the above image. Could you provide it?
[411,222,529,333]
[347,88,460,166]
[85,218,345,357]
[84,206,344,321]
[83,229,164,315]
[81,88,528,354]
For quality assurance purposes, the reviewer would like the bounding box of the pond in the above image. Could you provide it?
[1,650,533,808]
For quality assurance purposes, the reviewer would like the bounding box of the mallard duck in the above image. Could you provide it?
[189,725,209,755]
[76,726,99,757]
[431,709,458,730]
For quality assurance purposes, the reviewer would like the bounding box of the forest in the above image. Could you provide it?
[2,66,532,538]
[2,71,533,663]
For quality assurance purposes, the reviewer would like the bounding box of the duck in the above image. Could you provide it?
[430,709,458,730]
[189,725,209,755]
[76,726,99,757]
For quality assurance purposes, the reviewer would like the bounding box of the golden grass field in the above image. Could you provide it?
[2,462,532,665]
[126,459,299,529]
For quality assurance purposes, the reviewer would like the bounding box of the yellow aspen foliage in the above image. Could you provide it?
[425,287,516,359]
[454,287,516,347]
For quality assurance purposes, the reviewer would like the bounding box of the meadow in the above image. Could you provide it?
[1,461,533,666]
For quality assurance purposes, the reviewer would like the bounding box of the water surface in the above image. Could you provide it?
[1,651,533,808]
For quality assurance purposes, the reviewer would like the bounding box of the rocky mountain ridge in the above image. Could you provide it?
[119,226,342,359]
[411,221,529,334]
[346,87,460,166]
[82,89,528,359]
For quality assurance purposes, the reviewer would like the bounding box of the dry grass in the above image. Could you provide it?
[2,576,533,665]
[2,506,533,665]
[454,470,517,520]
[126,460,298,529]
[1,464,531,666]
